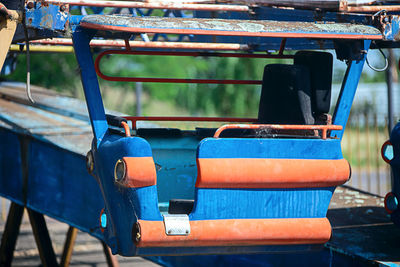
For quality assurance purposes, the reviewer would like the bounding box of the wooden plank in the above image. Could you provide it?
[27,208,59,267]
[102,241,120,267]
[60,226,78,267]
[0,202,24,267]
[0,15,17,70]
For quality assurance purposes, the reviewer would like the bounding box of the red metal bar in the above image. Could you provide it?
[97,49,293,59]
[30,39,250,51]
[124,116,258,130]
[44,0,250,12]
[346,5,400,12]
[121,121,131,137]
[124,39,131,51]
[279,38,287,55]
[95,50,264,85]
[213,124,343,139]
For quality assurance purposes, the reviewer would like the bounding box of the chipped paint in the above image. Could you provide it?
[80,15,382,39]
[25,2,68,31]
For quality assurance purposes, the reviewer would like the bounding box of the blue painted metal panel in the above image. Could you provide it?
[25,2,68,31]
[190,187,334,220]
[197,138,343,159]
[72,28,108,147]
[383,16,400,41]
[146,136,199,203]
[331,40,371,140]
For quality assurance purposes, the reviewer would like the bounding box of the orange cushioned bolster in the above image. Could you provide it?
[196,158,350,188]
[136,218,331,247]
[122,157,157,187]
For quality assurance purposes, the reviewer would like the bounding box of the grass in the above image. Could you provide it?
[342,127,390,169]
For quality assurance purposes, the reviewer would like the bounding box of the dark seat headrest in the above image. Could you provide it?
[294,51,333,115]
[258,64,314,125]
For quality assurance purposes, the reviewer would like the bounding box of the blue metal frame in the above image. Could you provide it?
[72,28,108,147]
[331,40,371,140]
[70,25,351,253]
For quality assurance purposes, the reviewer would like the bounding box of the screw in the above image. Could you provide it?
[135,232,141,243]
[60,4,67,12]
[26,1,34,9]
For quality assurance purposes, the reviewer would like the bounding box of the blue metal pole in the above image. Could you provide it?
[72,27,108,147]
[331,40,371,140]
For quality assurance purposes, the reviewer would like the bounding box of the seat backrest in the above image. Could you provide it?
[294,51,333,116]
[257,64,314,125]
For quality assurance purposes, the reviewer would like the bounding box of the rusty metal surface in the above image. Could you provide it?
[346,5,400,13]
[80,15,382,39]
[44,0,250,12]
[31,38,250,50]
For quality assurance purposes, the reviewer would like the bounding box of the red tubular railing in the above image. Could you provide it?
[95,50,293,85]
[31,39,252,51]
[124,116,258,130]
[213,124,343,139]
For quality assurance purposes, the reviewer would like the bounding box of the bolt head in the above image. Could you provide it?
[26,1,34,9]
[114,159,126,182]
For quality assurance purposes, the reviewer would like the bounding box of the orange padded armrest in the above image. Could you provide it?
[196,158,350,188]
[118,157,157,187]
[135,218,331,247]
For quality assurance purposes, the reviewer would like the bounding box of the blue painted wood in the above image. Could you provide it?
[331,40,371,140]
[138,244,324,257]
[147,248,367,267]
[0,128,105,240]
[26,139,105,239]
[190,187,334,220]
[25,2,68,31]
[197,138,343,159]
[72,28,108,147]
[0,130,23,206]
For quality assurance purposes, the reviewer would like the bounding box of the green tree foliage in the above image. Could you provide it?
[101,54,291,116]
[3,51,288,116]
[6,53,79,95]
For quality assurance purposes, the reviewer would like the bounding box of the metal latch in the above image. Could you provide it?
[163,214,190,236]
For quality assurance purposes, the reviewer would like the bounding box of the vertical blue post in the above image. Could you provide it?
[331,40,371,140]
[72,27,108,147]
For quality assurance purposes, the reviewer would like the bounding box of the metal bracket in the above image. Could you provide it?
[163,214,190,236]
